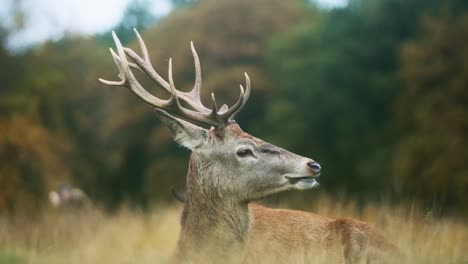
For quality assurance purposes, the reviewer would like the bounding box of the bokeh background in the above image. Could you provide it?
[0,0,468,263]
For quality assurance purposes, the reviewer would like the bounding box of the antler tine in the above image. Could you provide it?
[110,48,142,72]
[124,37,210,114]
[101,31,172,108]
[105,31,219,126]
[243,72,252,105]
[210,93,219,114]
[129,28,173,92]
[168,58,183,108]
[227,72,251,121]
[186,41,203,104]
[98,48,125,86]
[100,31,252,128]
[99,47,141,83]
[222,85,245,119]
[169,57,224,127]
[124,48,171,92]
[133,28,151,64]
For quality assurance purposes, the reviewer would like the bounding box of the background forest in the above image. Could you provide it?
[1,0,468,218]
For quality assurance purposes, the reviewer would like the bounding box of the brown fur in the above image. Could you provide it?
[247,204,401,264]
[172,155,402,264]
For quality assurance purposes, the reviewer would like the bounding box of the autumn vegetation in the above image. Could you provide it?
[0,0,467,262]
[1,198,467,263]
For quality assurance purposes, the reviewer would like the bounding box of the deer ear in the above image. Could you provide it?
[154,109,208,149]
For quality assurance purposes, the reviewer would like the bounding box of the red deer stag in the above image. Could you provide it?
[100,30,401,264]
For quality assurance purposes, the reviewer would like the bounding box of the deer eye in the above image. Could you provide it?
[236,148,253,157]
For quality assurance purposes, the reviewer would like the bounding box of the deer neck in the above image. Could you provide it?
[178,155,251,253]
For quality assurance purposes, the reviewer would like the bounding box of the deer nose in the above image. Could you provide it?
[307,162,321,176]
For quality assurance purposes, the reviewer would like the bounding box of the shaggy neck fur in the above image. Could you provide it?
[176,155,251,262]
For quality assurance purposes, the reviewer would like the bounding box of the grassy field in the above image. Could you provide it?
[0,196,467,264]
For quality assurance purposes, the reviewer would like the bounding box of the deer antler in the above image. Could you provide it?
[99,29,251,128]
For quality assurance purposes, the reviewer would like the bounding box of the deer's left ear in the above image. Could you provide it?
[154,109,208,149]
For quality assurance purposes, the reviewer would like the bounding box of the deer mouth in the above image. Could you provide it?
[285,175,319,185]
[285,175,320,190]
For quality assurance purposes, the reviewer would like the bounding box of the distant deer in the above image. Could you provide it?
[100,30,402,264]
[49,183,91,210]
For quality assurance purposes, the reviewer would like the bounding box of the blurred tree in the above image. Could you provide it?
[0,30,20,99]
[114,0,157,43]
[97,0,157,45]
[266,0,428,198]
[0,0,24,100]
[264,0,468,201]
[0,116,73,215]
[266,0,468,209]
[0,36,124,208]
[395,13,468,212]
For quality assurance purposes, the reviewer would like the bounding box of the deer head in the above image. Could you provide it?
[99,30,321,204]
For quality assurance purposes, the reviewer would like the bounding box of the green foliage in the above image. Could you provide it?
[0,115,74,214]
[0,30,22,100]
[0,36,120,211]
[265,0,468,212]
[265,0,426,196]
[395,13,468,212]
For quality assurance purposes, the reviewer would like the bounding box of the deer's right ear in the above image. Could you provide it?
[154,109,208,149]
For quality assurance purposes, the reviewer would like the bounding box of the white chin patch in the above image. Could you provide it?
[294,179,320,190]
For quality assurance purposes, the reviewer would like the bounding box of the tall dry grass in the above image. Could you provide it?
[0,196,467,264]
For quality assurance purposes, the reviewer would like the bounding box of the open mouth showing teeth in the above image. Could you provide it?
[285,175,319,184]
